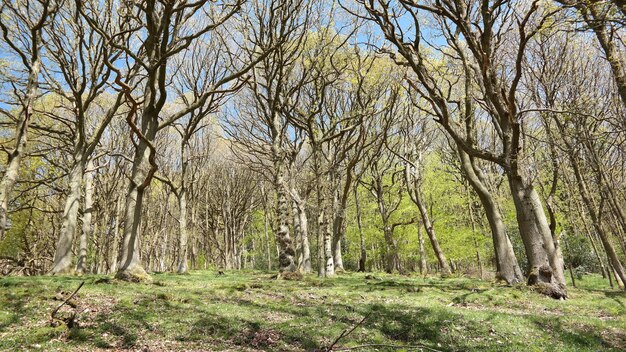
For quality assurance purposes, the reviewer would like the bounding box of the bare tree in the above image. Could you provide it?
[0,0,59,240]
[356,0,567,297]
[80,0,255,281]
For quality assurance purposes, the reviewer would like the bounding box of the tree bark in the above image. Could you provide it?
[571,1,626,110]
[412,184,451,276]
[273,157,296,273]
[508,175,567,298]
[177,186,189,274]
[354,186,367,272]
[417,223,427,275]
[457,147,523,284]
[51,156,85,274]
[115,126,155,282]
[382,224,399,274]
[292,191,311,273]
[76,159,95,274]
[0,60,41,240]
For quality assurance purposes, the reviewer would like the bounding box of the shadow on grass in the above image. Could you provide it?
[528,317,622,350]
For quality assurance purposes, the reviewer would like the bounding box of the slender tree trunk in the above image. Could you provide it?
[412,185,451,275]
[417,223,427,275]
[292,198,303,268]
[458,148,523,284]
[0,60,41,240]
[567,150,626,289]
[261,185,272,271]
[299,208,311,274]
[76,159,95,274]
[177,186,189,273]
[354,186,367,272]
[575,2,626,109]
[382,223,399,274]
[314,149,333,277]
[110,195,122,274]
[322,189,334,277]
[51,156,85,274]
[332,181,346,272]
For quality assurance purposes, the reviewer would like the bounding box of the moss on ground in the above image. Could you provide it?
[0,271,624,351]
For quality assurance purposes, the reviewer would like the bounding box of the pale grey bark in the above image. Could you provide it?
[177,186,189,274]
[116,125,156,282]
[316,181,334,277]
[0,0,51,240]
[0,59,41,241]
[110,195,123,274]
[274,154,296,273]
[51,156,85,274]
[76,159,95,274]
[291,188,311,273]
[323,203,334,276]
[314,150,334,277]
[508,175,567,293]
[261,185,272,271]
[331,181,345,272]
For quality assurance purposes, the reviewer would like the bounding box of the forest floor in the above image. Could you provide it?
[0,271,625,352]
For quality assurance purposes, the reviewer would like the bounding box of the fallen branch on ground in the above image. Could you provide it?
[50,281,84,328]
[334,344,442,351]
[324,314,370,351]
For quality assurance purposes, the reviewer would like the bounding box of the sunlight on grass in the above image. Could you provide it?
[0,271,624,351]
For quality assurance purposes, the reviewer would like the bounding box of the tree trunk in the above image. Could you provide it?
[323,207,334,276]
[110,195,122,274]
[576,2,626,110]
[292,199,303,268]
[382,224,399,274]
[314,150,334,277]
[177,186,189,274]
[116,132,154,282]
[332,182,346,272]
[567,149,626,289]
[354,186,367,272]
[76,159,95,274]
[52,157,85,274]
[508,175,567,298]
[458,148,523,284]
[273,157,296,273]
[0,60,41,240]
[292,194,311,273]
[417,223,427,275]
[412,185,451,276]
[261,185,272,271]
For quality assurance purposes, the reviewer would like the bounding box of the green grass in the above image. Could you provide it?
[0,271,624,351]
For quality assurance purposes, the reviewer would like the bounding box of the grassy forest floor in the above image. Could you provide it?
[0,271,625,352]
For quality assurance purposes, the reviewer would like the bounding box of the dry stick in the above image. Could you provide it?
[334,344,442,351]
[325,314,370,352]
[50,281,85,324]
